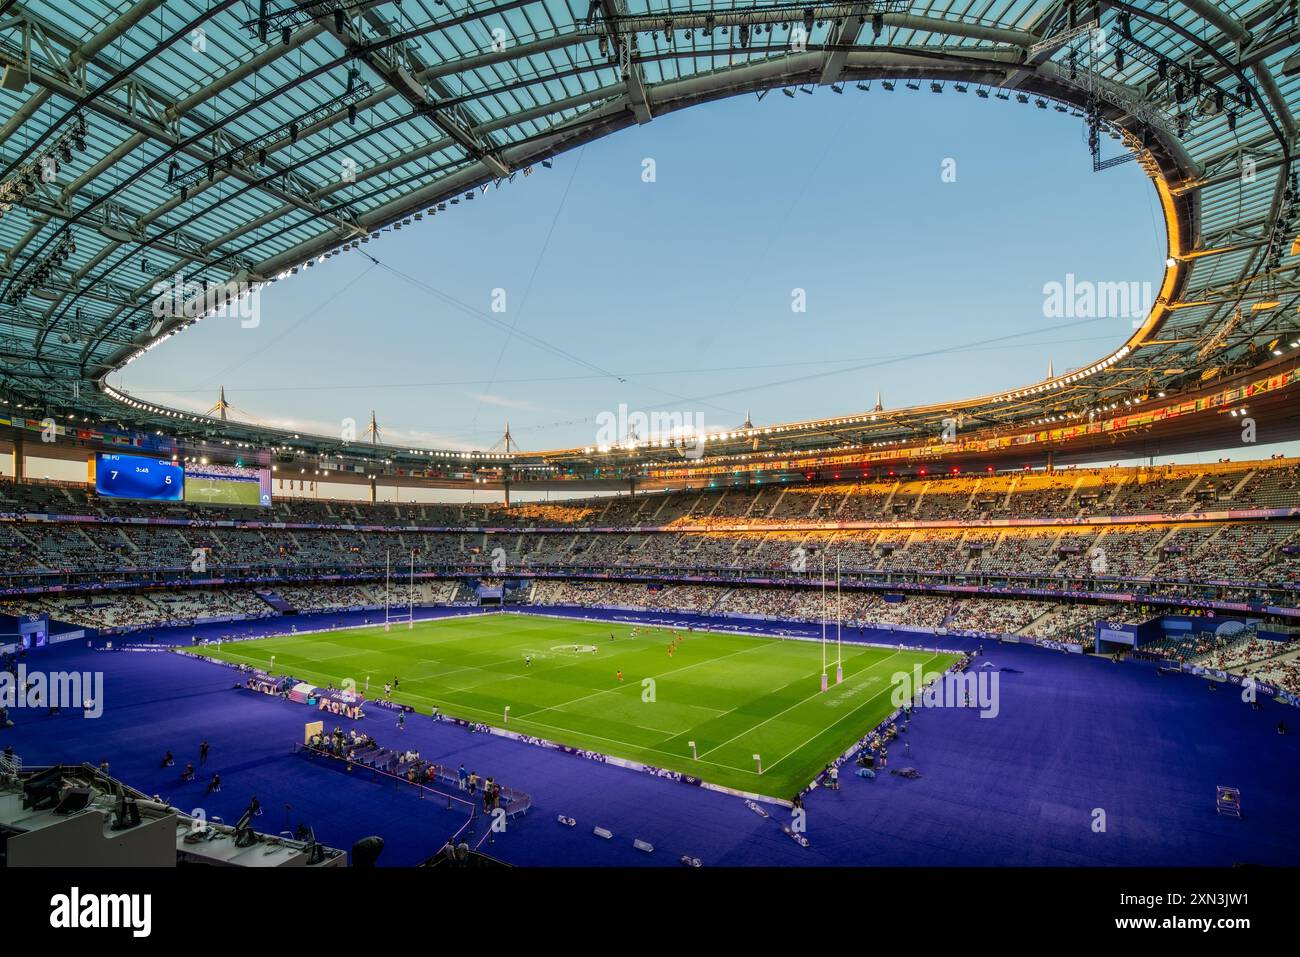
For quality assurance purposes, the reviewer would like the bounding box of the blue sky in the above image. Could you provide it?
[114,87,1169,454]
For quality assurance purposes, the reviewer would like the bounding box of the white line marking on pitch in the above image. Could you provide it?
[695,650,908,761]
[513,638,778,723]
[674,644,876,731]
[762,653,950,774]
[383,687,755,775]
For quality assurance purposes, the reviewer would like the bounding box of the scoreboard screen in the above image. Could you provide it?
[91,453,184,502]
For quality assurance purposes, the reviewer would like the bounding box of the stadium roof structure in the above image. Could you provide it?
[3,0,1300,488]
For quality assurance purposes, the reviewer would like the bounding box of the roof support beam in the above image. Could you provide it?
[7,62,358,316]
[336,7,509,177]
[59,132,147,205]
[1179,0,1250,46]
[0,0,166,149]
[0,87,50,152]
[165,21,327,125]
[244,84,626,275]
[0,7,358,333]
[1250,62,1297,141]
[820,4,870,85]
[603,8,1032,47]
[597,0,650,124]
[996,1,1074,93]
[421,30,600,81]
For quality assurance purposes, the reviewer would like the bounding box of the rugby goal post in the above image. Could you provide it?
[383,548,416,630]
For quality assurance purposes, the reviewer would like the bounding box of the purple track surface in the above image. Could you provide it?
[6,606,1298,866]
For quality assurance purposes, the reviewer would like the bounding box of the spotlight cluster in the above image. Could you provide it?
[0,113,87,218]
[1261,174,1299,272]
[2,232,76,305]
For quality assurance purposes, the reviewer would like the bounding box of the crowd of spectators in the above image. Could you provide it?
[1141,631,1242,662]
[947,599,1054,635]
[1196,635,1278,671]
[1024,602,1127,641]
[1192,634,1300,693]
[2,458,1298,644]
[3,468,1300,593]
[530,581,1105,636]
[1255,652,1300,693]
[5,459,1300,533]
[1,588,274,631]
[273,583,448,612]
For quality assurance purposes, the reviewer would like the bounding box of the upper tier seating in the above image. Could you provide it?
[0,457,1298,588]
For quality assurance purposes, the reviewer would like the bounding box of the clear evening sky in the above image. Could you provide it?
[108,88,1294,468]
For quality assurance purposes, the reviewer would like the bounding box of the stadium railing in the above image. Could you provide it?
[295,740,528,849]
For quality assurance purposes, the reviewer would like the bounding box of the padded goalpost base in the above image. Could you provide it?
[1216,786,1241,818]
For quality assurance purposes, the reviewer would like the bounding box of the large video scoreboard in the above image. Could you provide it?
[89,453,183,501]
[87,453,271,506]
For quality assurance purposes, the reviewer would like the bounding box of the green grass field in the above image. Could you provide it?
[196,612,957,797]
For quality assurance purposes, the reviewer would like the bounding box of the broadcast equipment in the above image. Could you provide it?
[21,765,65,810]
[54,787,93,815]
[300,826,325,865]
[233,802,258,847]
[110,782,141,831]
